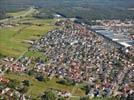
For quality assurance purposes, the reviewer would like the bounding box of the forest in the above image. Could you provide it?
[0,0,134,22]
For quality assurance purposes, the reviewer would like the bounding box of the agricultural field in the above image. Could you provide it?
[0,10,56,58]
[7,6,39,18]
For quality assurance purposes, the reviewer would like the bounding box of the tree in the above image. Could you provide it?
[58,97,65,100]
[0,8,6,19]
[7,79,20,89]
[80,96,89,100]
[127,92,134,100]
[18,86,28,94]
[12,93,18,100]
[41,90,56,100]
[27,69,34,76]
[22,80,30,87]
[36,75,45,82]
[18,86,28,100]
[0,53,5,59]
[7,80,16,89]
[81,85,90,95]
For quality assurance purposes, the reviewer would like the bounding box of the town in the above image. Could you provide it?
[0,17,134,99]
[0,0,134,99]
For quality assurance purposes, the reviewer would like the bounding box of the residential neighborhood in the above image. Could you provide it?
[0,19,134,99]
[0,0,134,99]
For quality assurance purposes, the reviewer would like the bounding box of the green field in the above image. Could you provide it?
[7,7,39,18]
[5,73,84,99]
[0,7,56,58]
[0,18,55,57]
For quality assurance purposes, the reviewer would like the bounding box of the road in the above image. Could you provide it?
[0,6,38,23]
[13,50,27,64]
[0,50,27,76]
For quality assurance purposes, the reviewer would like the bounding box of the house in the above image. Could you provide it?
[0,76,9,84]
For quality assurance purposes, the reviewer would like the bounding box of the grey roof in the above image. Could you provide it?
[91,26,133,47]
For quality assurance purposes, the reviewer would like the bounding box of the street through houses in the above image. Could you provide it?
[30,20,134,98]
[0,19,134,99]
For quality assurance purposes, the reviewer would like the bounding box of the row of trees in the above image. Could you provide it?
[0,9,6,19]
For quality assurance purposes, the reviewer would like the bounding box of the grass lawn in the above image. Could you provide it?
[24,51,48,65]
[4,73,84,99]
[0,18,55,58]
[24,51,45,58]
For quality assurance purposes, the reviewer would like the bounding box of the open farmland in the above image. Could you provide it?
[7,6,39,18]
[0,11,55,57]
